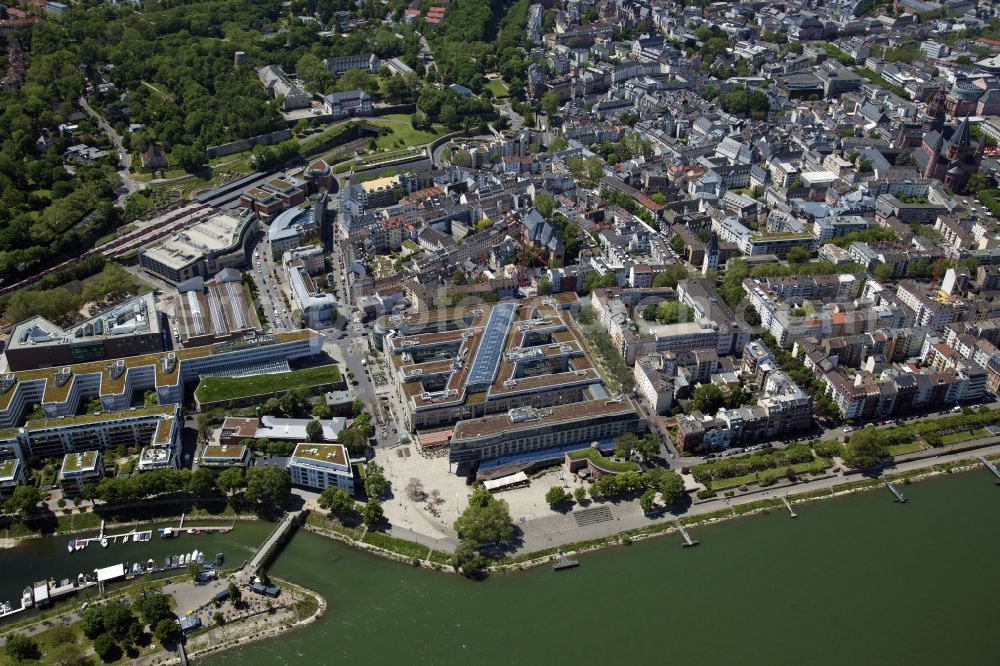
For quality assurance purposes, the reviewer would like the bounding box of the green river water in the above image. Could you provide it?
[210,470,1000,666]
[3,471,1000,664]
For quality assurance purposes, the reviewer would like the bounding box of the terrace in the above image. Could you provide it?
[292,443,348,467]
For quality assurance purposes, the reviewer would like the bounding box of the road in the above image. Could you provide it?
[250,245,290,332]
[77,96,140,203]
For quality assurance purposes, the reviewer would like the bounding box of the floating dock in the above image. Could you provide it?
[782,497,798,518]
[69,530,152,551]
[883,479,907,503]
[677,523,699,548]
[552,552,579,571]
[978,456,1000,485]
[1,549,224,618]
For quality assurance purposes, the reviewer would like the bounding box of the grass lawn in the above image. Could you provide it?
[484,77,509,98]
[362,530,429,559]
[566,447,640,473]
[367,116,447,150]
[709,458,833,491]
[194,365,341,404]
[940,428,991,445]
[888,441,928,456]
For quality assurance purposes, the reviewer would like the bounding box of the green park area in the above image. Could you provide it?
[194,365,341,404]
[368,115,448,151]
[941,427,992,445]
[690,443,833,491]
[566,447,640,473]
[484,77,510,98]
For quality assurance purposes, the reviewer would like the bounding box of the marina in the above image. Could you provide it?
[0,549,212,620]
[0,520,272,617]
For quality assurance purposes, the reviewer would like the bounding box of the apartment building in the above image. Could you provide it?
[288,443,356,494]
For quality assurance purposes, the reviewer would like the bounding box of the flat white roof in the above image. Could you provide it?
[96,563,125,582]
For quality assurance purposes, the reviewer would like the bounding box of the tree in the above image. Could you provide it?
[171,144,206,173]
[652,264,689,289]
[279,389,304,417]
[153,619,178,646]
[639,488,657,513]
[361,499,384,526]
[453,486,514,545]
[787,246,811,264]
[450,541,486,575]
[546,136,568,152]
[689,384,725,414]
[537,276,553,295]
[188,468,215,495]
[844,429,888,469]
[5,484,42,517]
[364,461,389,500]
[533,192,555,219]
[405,478,427,502]
[227,582,242,606]
[306,419,324,442]
[545,486,572,507]
[311,404,332,419]
[5,632,40,661]
[318,486,355,517]
[655,470,685,506]
[338,428,368,456]
[614,432,640,459]
[573,486,587,503]
[351,399,366,417]
[965,172,989,193]
[136,593,173,628]
[92,634,118,662]
[244,467,291,508]
[216,468,246,497]
[635,435,660,461]
[874,263,896,282]
[567,156,604,188]
[540,91,560,117]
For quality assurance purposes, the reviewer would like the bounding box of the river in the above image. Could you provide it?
[205,470,1000,666]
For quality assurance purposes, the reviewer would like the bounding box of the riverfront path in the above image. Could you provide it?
[510,440,1000,554]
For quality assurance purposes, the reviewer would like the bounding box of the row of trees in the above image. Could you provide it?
[589,467,685,505]
[76,465,291,511]
[690,442,816,484]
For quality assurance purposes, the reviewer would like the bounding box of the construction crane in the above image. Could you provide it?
[518,237,549,288]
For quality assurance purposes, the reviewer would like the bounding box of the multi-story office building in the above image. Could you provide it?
[6,293,164,371]
[0,330,324,429]
[284,246,338,328]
